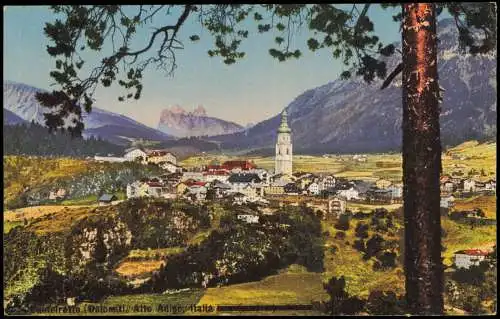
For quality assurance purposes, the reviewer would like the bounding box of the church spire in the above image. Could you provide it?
[278,109,291,133]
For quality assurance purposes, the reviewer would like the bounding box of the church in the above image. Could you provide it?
[275,109,293,176]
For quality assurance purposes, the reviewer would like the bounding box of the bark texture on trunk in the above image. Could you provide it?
[401,3,443,315]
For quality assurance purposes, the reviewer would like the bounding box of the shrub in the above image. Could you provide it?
[364,234,385,260]
[335,231,346,240]
[375,250,397,270]
[329,245,338,254]
[353,239,365,252]
[334,214,350,231]
[366,290,404,315]
[322,276,366,315]
[355,222,369,238]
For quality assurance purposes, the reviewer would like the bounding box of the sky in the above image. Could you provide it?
[4,5,406,128]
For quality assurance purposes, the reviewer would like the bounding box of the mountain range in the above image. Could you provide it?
[157,105,244,137]
[3,81,171,145]
[3,19,497,154]
[209,18,497,154]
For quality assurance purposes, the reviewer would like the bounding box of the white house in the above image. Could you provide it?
[307,182,320,196]
[454,249,490,269]
[124,148,148,162]
[211,182,232,199]
[387,184,403,199]
[159,161,183,173]
[463,179,476,192]
[147,150,177,165]
[440,195,455,209]
[337,187,360,200]
[146,181,166,198]
[94,156,128,163]
[49,188,67,200]
[328,196,346,217]
[187,185,207,201]
[485,179,496,192]
[203,170,230,183]
[440,181,455,193]
[126,181,147,198]
[232,192,247,205]
[228,173,262,195]
[182,172,205,182]
[237,214,260,224]
[318,176,336,192]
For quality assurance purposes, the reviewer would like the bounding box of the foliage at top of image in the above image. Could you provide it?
[35,4,495,136]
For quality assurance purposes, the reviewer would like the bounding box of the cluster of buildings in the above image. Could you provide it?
[94,148,182,173]
[121,112,406,216]
[440,175,496,194]
[453,249,492,269]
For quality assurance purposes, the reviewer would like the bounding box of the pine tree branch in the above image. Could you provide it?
[380,62,403,90]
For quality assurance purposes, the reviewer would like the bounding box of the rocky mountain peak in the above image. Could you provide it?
[157,104,243,138]
[192,105,207,117]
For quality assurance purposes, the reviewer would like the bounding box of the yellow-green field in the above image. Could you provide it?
[3,156,93,208]
[453,195,497,219]
[115,247,185,278]
[441,217,496,266]
[26,206,113,235]
[115,260,165,278]
[193,264,328,316]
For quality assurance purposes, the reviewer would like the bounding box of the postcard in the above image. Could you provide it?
[3,3,496,316]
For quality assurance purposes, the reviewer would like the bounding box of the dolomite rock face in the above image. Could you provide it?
[157,105,244,137]
[69,220,133,272]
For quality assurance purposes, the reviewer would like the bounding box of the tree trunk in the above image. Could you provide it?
[401,3,443,314]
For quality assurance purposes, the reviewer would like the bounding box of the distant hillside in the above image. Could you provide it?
[3,81,172,145]
[3,109,26,125]
[3,122,125,157]
[157,105,244,137]
[3,156,162,209]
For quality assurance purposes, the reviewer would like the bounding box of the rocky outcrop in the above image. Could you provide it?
[157,105,243,137]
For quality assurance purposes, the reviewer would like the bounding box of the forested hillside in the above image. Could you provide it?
[3,122,124,157]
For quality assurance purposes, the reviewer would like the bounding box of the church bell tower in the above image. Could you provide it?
[275,109,293,176]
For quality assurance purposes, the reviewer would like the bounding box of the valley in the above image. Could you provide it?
[3,140,496,315]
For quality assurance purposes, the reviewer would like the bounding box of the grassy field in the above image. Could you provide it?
[115,260,165,278]
[4,205,92,223]
[26,206,112,235]
[180,141,496,183]
[320,219,406,298]
[441,217,496,266]
[195,264,328,315]
[3,156,92,209]
[4,220,24,234]
[115,247,185,278]
[453,195,496,219]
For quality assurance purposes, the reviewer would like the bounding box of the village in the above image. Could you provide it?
[81,111,496,271]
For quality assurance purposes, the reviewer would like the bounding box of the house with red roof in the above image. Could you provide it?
[454,249,491,269]
[203,170,231,183]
